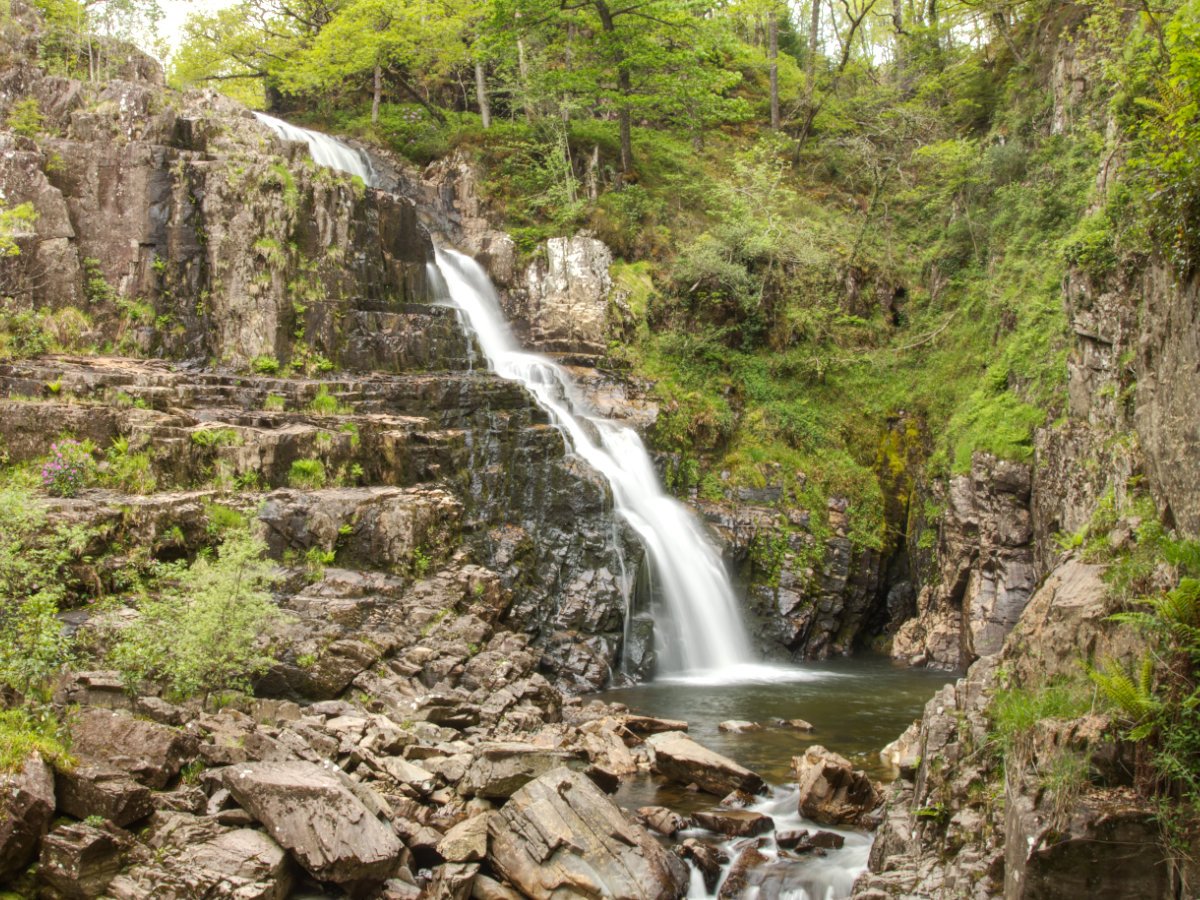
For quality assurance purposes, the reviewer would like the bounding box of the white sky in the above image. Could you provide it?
[150,0,237,60]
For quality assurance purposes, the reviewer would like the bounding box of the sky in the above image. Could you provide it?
[151,0,236,60]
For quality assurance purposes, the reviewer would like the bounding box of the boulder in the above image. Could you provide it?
[38,821,129,899]
[636,806,688,836]
[646,731,764,797]
[692,809,774,837]
[221,761,404,885]
[0,752,56,881]
[425,861,479,900]
[776,828,845,852]
[718,720,763,734]
[677,839,726,893]
[437,813,489,863]
[718,843,769,898]
[69,708,198,788]
[488,767,689,899]
[460,743,588,799]
[56,763,154,827]
[792,745,881,827]
[471,874,524,900]
[621,715,688,737]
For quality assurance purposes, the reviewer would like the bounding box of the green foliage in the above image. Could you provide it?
[988,677,1094,765]
[0,488,85,699]
[40,438,95,497]
[263,393,287,411]
[288,458,326,489]
[307,386,349,415]
[109,528,283,703]
[190,427,241,448]
[103,437,156,494]
[6,98,45,137]
[0,708,71,773]
[251,355,280,375]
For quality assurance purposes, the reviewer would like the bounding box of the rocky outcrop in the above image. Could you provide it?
[0,753,56,882]
[893,454,1037,670]
[507,236,615,355]
[487,767,689,900]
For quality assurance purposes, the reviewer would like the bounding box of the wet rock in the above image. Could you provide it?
[646,731,764,797]
[488,767,689,899]
[69,708,198,789]
[621,715,688,736]
[693,809,774,837]
[38,821,130,899]
[719,789,757,808]
[221,760,403,885]
[437,814,490,863]
[793,745,881,827]
[0,752,56,881]
[459,742,588,799]
[718,720,763,733]
[514,236,614,355]
[56,763,154,827]
[677,838,726,893]
[777,828,845,852]
[636,806,688,836]
[718,843,770,898]
[777,718,815,732]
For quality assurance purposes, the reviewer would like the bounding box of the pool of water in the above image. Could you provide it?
[601,654,957,897]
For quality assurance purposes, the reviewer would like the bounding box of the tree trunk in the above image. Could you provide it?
[371,65,382,124]
[474,60,491,128]
[769,8,780,129]
[806,0,820,98]
[594,0,633,175]
[891,0,904,76]
[515,12,534,123]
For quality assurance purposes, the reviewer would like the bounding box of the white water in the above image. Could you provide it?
[253,112,379,187]
[431,247,756,675]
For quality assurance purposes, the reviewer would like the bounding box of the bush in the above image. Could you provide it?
[0,708,71,773]
[307,386,348,415]
[110,528,283,703]
[0,488,84,700]
[40,439,94,497]
[6,98,44,138]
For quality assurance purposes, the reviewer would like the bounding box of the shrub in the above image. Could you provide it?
[103,437,156,494]
[263,393,287,411]
[6,98,44,137]
[307,386,349,415]
[109,528,283,704]
[251,355,280,375]
[288,458,326,489]
[40,439,94,497]
[0,708,71,773]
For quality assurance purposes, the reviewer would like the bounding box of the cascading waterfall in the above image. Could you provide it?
[430,248,754,675]
[250,109,762,675]
[253,112,379,186]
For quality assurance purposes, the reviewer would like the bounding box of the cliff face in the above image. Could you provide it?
[0,0,640,692]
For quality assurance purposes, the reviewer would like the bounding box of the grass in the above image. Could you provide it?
[0,708,71,773]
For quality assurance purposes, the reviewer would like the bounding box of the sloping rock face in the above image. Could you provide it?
[509,236,615,355]
[0,753,56,882]
[488,767,689,900]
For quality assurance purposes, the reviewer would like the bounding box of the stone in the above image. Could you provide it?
[636,806,688,836]
[471,874,525,900]
[0,752,56,882]
[437,813,489,863]
[515,236,614,355]
[488,767,689,899]
[646,731,764,797]
[718,843,769,898]
[678,839,726,893]
[56,763,154,827]
[718,720,763,733]
[221,760,403,885]
[621,715,689,737]
[69,708,198,789]
[793,745,881,827]
[776,828,845,852]
[692,809,774,837]
[38,821,129,899]
[459,742,589,799]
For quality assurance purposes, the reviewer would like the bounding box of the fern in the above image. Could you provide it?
[1088,655,1161,739]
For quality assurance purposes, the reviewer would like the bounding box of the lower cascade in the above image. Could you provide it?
[430,247,754,676]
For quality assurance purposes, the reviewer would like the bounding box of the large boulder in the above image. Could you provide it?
[56,763,154,827]
[645,731,764,797]
[459,742,589,799]
[221,760,404,885]
[0,752,56,882]
[488,767,689,899]
[792,745,881,827]
[69,708,198,789]
[38,821,130,899]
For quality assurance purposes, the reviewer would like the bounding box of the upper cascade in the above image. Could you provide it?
[431,247,755,676]
[253,112,379,187]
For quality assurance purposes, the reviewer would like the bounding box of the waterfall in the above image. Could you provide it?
[431,247,756,675]
[253,112,379,187]
[247,111,762,678]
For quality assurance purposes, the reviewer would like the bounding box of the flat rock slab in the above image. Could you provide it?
[70,708,198,789]
[222,760,403,885]
[437,813,489,863]
[38,821,129,899]
[692,809,774,837]
[460,742,589,799]
[57,763,154,827]
[0,752,56,881]
[646,731,764,797]
[488,766,688,900]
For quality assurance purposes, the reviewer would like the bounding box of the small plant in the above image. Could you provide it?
[190,427,241,448]
[411,545,432,578]
[203,501,247,535]
[303,546,335,582]
[45,380,61,395]
[0,708,71,773]
[251,355,280,375]
[83,815,107,828]
[6,98,44,138]
[288,458,326,489]
[307,386,349,415]
[296,652,318,669]
[104,437,156,494]
[263,393,287,411]
[40,439,94,498]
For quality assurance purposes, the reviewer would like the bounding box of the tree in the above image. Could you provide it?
[111,528,284,704]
